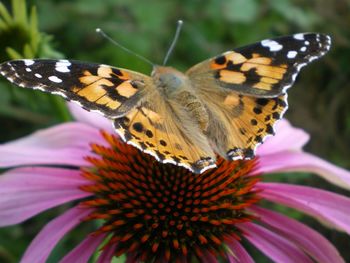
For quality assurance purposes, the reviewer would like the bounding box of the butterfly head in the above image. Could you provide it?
[152,65,188,94]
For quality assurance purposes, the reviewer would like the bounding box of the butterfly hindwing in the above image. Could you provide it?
[0,59,150,118]
[200,88,288,160]
[188,33,331,97]
[114,96,216,173]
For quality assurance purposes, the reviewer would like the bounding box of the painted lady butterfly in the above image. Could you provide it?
[0,32,331,173]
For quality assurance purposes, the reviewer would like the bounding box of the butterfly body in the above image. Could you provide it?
[152,66,209,131]
[0,33,331,173]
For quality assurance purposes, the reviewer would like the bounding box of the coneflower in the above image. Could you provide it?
[0,104,349,263]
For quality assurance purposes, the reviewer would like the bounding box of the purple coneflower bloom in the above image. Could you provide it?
[0,104,349,263]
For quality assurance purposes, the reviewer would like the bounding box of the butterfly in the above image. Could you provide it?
[0,32,331,173]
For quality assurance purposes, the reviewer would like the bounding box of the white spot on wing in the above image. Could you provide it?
[287,50,298,59]
[32,86,45,92]
[48,76,62,83]
[55,60,71,73]
[162,159,177,165]
[197,163,217,174]
[293,33,305,40]
[35,73,42,78]
[25,68,32,72]
[300,46,307,52]
[51,91,67,98]
[23,59,35,66]
[261,39,283,52]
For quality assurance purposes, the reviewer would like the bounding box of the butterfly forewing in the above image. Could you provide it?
[0,59,150,118]
[187,33,330,161]
[188,33,331,97]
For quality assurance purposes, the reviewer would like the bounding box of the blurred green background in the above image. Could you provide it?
[0,0,349,262]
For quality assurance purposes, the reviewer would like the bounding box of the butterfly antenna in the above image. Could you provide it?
[96,28,155,67]
[163,20,183,65]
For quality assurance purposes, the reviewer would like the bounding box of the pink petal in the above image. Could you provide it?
[21,206,93,263]
[60,233,106,263]
[239,222,313,263]
[226,238,254,263]
[251,206,344,263]
[256,151,350,190]
[0,122,106,168]
[0,167,91,226]
[97,243,117,263]
[68,102,113,132]
[257,119,309,156]
[258,183,350,234]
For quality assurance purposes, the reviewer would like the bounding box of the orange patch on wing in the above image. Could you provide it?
[116,81,138,98]
[77,79,113,102]
[226,52,247,64]
[117,71,130,80]
[96,96,121,109]
[219,70,246,84]
[83,70,93,76]
[253,82,272,90]
[224,94,240,107]
[247,57,272,65]
[79,75,102,85]
[140,107,162,123]
[211,63,224,70]
[72,86,80,93]
[260,77,279,84]
[252,53,260,58]
[241,64,286,79]
[97,66,114,78]
[210,52,247,69]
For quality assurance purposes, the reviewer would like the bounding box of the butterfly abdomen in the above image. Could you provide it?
[174,90,209,131]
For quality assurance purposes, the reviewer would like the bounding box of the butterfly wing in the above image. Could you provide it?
[114,93,216,173]
[187,33,331,97]
[194,87,288,159]
[0,59,150,118]
[187,33,330,160]
[0,59,216,173]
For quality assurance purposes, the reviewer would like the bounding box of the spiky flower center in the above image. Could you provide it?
[80,131,260,262]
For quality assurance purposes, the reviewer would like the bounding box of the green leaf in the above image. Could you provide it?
[269,0,319,28]
[29,6,39,54]
[48,96,72,122]
[0,2,13,24]
[223,0,258,23]
[0,18,7,30]
[5,47,23,59]
[12,0,28,26]
[0,104,50,124]
[23,43,34,58]
[39,36,64,59]
[0,84,11,103]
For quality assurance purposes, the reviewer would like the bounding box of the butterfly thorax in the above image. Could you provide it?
[152,66,209,131]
